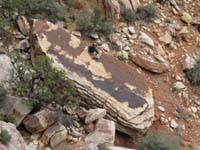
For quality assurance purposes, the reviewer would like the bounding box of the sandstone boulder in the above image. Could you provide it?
[23,106,58,133]
[0,121,28,150]
[85,118,115,146]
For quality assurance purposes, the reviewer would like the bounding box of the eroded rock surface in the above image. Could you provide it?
[31,20,154,134]
[0,121,28,150]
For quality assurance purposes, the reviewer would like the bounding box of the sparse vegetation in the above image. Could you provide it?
[185,61,200,86]
[157,0,169,5]
[0,112,15,123]
[12,51,80,108]
[136,4,156,22]
[0,86,7,102]
[78,8,113,37]
[0,0,65,22]
[0,129,11,146]
[121,7,136,23]
[137,132,180,150]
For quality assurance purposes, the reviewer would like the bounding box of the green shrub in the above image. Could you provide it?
[63,0,75,6]
[137,132,180,150]
[157,0,169,4]
[0,112,15,123]
[0,0,65,22]
[78,8,113,37]
[136,4,156,22]
[12,51,80,108]
[185,61,200,85]
[0,85,7,101]
[121,7,136,23]
[0,130,11,146]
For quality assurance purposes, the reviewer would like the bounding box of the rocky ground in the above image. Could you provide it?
[0,0,200,150]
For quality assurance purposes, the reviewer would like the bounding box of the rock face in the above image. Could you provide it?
[129,53,170,73]
[0,121,28,150]
[23,107,58,133]
[0,54,14,84]
[119,0,141,11]
[85,118,115,146]
[103,0,120,19]
[0,96,32,126]
[30,20,154,134]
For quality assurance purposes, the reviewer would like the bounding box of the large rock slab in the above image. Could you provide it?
[0,121,28,150]
[30,20,154,134]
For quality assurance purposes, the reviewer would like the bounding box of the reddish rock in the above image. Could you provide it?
[129,53,170,73]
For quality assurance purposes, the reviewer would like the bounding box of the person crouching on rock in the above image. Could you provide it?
[88,43,100,60]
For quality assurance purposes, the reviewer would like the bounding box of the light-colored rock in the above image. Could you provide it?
[1,96,32,126]
[128,26,135,34]
[90,33,99,40]
[17,16,30,35]
[173,81,186,91]
[41,123,67,146]
[157,106,165,112]
[106,146,135,150]
[0,121,28,150]
[72,31,81,37]
[170,119,178,129]
[101,43,110,52]
[182,55,196,70]
[85,118,115,146]
[190,106,198,113]
[159,32,172,44]
[85,108,107,124]
[181,12,193,24]
[116,50,129,60]
[103,0,120,19]
[0,54,14,84]
[50,127,68,148]
[23,107,58,133]
[139,32,154,47]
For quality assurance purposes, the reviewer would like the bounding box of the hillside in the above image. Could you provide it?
[0,0,200,150]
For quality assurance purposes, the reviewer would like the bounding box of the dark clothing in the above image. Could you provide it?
[88,44,99,54]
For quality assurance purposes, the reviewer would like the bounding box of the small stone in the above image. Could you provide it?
[71,31,81,37]
[182,55,196,70]
[101,43,110,52]
[170,119,178,129]
[157,106,165,112]
[90,33,99,40]
[128,26,135,34]
[159,32,172,44]
[139,32,154,47]
[181,12,193,24]
[116,50,129,60]
[173,81,186,91]
[191,106,198,113]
